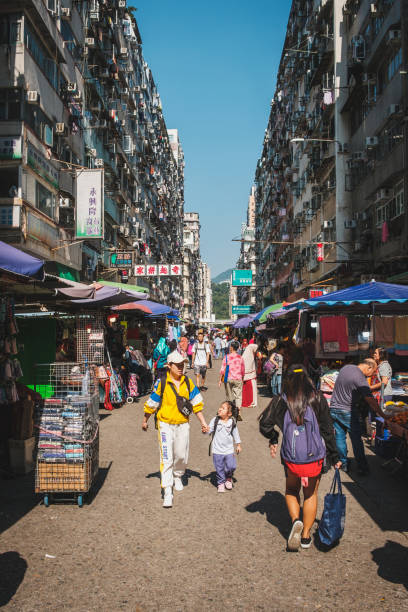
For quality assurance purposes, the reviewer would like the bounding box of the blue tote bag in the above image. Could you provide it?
[223,355,229,384]
[317,468,346,546]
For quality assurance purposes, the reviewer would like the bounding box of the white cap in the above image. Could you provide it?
[167,350,188,365]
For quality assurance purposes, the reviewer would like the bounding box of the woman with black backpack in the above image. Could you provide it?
[259,364,341,551]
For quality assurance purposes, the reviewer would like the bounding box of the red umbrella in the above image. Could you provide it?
[113,302,152,313]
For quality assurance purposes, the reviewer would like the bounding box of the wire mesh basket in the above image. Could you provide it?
[34,362,99,498]
[76,313,105,364]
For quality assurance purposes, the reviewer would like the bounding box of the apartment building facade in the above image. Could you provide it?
[254,0,407,307]
[182,211,201,322]
[235,187,257,312]
[0,0,183,306]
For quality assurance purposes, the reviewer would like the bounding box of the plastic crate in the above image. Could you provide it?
[374,435,399,459]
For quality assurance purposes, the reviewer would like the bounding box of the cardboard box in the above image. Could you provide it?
[8,437,35,474]
[35,460,90,492]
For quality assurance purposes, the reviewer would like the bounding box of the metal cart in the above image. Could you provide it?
[34,362,99,507]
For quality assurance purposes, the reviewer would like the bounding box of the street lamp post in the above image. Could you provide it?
[290,137,345,152]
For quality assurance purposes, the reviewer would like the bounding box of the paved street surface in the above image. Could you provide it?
[1,365,408,611]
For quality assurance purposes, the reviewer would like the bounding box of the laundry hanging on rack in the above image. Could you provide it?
[319,316,349,353]
[374,316,395,348]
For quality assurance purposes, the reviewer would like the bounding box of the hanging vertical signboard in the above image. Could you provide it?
[75,169,104,239]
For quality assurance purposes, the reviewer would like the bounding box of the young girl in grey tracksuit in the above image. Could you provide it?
[207,401,241,493]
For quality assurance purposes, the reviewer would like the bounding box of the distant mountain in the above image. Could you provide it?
[212,268,233,284]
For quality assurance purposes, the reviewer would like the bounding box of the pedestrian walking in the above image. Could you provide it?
[220,335,228,358]
[330,358,384,476]
[269,346,284,396]
[259,364,341,551]
[219,340,245,419]
[142,351,208,508]
[206,400,241,492]
[214,335,222,359]
[152,337,170,380]
[192,331,211,390]
[187,337,195,369]
[241,343,258,408]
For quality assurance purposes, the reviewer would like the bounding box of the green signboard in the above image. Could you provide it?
[110,252,133,268]
[232,269,253,286]
[232,305,253,315]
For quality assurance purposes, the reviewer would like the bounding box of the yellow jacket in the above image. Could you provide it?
[144,373,204,424]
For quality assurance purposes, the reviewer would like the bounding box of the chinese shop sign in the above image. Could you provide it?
[133,264,181,277]
[75,169,103,239]
[232,269,252,286]
[110,252,133,268]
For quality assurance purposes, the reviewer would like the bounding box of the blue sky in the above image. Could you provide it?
[134,0,292,276]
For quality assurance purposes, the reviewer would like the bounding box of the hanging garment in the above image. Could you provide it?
[381,221,389,243]
[104,379,113,411]
[128,373,138,397]
[395,317,408,350]
[319,316,349,353]
[374,316,395,347]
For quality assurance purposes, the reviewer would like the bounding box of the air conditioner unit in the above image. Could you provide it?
[27,90,39,104]
[59,197,71,208]
[56,122,66,134]
[118,0,126,7]
[386,104,400,118]
[133,86,141,93]
[365,136,379,147]
[122,88,129,97]
[119,225,125,234]
[95,159,104,167]
[61,7,71,19]
[141,84,147,91]
[344,220,357,229]
[124,227,130,237]
[375,188,392,203]
[87,148,97,157]
[67,82,77,92]
[388,30,401,44]
[120,47,128,56]
[89,11,100,20]
[323,220,333,229]
[85,38,95,46]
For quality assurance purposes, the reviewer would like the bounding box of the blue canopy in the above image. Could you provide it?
[0,240,45,280]
[299,281,408,308]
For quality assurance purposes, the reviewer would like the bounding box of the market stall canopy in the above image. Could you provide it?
[113,299,178,316]
[108,301,152,314]
[253,302,284,323]
[68,285,149,307]
[96,279,149,294]
[0,240,45,280]
[232,314,256,328]
[56,285,96,299]
[294,281,408,309]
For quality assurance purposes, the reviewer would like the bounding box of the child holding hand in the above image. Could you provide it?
[206,401,241,492]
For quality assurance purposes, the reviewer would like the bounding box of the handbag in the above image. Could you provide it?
[221,355,229,384]
[317,468,346,547]
[263,359,275,375]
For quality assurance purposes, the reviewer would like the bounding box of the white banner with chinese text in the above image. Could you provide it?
[75,169,104,239]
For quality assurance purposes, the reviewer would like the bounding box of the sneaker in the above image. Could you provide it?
[162,487,173,508]
[174,477,184,492]
[287,519,303,551]
[217,484,225,493]
[225,479,233,490]
[300,537,312,549]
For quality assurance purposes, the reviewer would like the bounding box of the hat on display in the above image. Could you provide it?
[167,351,188,365]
